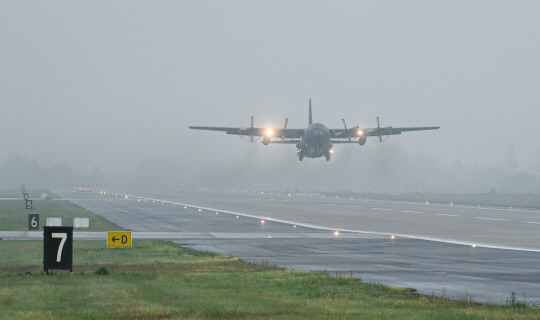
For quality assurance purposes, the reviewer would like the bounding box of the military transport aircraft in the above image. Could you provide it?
[189,100,439,161]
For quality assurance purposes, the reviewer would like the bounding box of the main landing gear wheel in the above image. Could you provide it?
[325,154,330,161]
[299,153,304,161]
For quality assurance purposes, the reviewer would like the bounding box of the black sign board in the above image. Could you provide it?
[25,200,33,209]
[43,226,73,274]
[24,193,29,201]
[28,214,39,230]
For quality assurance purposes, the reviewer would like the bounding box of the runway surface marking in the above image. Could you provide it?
[371,208,392,211]
[400,210,424,214]
[474,217,506,221]
[435,214,459,217]
[119,193,540,253]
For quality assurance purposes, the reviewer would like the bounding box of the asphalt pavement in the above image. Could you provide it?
[54,190,540,304]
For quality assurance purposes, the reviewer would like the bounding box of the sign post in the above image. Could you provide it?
[28,214,39,230]
[43,226,73,274]
[107,231,132,248]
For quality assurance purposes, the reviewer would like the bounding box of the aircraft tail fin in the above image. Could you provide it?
[308,99,313,125]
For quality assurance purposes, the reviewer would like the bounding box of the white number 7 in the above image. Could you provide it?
[52,233,67,262]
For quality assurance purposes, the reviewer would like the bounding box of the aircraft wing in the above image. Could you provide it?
[189,126,305,139]
[365,126,440,137]
[329,126,439,139]
[329,126,360,139]
[268,140,301,144]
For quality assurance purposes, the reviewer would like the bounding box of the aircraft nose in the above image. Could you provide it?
[313,130,325,143]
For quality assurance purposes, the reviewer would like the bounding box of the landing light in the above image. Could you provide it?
[266,128,274,136]
[329,149,334,154]
[198,208,202,212]
[334,231,339,236]
[261,220,265,224]
[357,129,364,136]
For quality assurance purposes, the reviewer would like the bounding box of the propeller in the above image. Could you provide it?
[240,116,260,142]
[376,116,382,142]
[341,118,351,142]
[250,116,254,142]
[282,118,288,142]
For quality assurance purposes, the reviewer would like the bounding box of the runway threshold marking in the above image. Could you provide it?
[474,217,506,221]
[109,193,540,253]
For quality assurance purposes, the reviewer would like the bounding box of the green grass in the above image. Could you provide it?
[0,191,121,232]
[1,240,539,320]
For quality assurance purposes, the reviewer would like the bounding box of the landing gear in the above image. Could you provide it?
[299,153,304,161]
[325,154,330,161]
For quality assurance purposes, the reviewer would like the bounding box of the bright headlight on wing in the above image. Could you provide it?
[357,129,364,136]
[329,149,334,154]
[266,128,274,136]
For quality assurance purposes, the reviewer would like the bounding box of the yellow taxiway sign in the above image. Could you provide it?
[107,231,132,247]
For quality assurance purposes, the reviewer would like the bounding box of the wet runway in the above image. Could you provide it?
[56,190,540,304]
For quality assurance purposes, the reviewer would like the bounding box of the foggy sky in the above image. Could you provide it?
[2,1,540,193]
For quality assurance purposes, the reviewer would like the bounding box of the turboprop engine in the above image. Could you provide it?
[358,136,367,146]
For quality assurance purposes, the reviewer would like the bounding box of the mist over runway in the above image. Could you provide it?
[56,189,540,304]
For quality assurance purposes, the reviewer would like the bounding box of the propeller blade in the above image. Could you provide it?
[341,118,351,141]
[250,116,254,142]
[376,116,382,142]
[282,118,288,141]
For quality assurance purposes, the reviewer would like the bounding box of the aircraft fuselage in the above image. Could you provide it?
[297,123,333,161]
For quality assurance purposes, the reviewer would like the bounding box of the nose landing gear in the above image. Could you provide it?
[297,146,304,161]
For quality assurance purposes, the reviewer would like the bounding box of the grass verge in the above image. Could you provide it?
[1,240,539,320]
[0,190,121,232]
